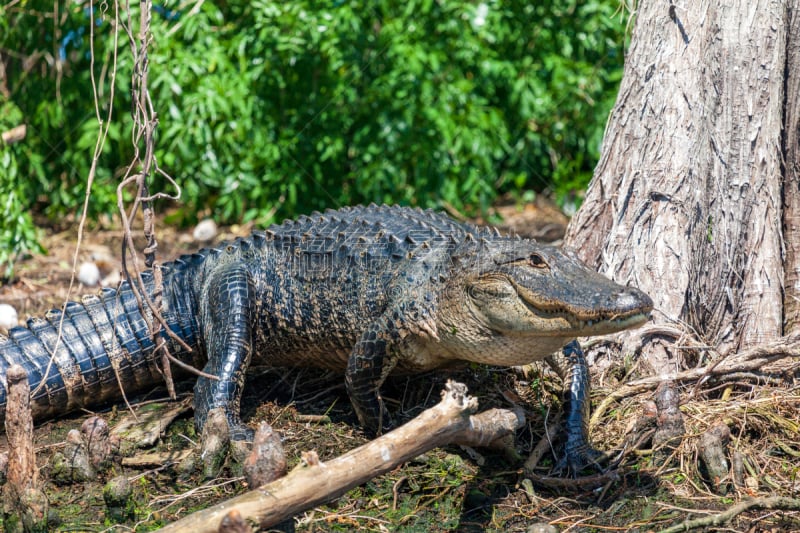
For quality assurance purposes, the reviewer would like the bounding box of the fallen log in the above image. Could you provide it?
[156,381,524,532]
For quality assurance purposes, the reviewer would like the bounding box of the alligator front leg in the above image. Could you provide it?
[545,340,604,473]
[345,318,398,435]
[194,263,256,441]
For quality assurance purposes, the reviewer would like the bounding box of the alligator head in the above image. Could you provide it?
[437,237,653,366]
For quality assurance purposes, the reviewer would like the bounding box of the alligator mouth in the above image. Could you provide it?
[568,309,651,334]
[520,305,651,335]
[516,286,653,336]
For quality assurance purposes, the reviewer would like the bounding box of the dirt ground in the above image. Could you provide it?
[1,200,799,532]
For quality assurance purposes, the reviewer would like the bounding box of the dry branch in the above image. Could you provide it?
[659,496,800,533]
[155,381,524,532]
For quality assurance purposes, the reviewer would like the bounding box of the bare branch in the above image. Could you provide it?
[659,496,800,533]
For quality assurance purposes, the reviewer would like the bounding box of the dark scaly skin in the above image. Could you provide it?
[546,341,601,472]
[0,205,653,470]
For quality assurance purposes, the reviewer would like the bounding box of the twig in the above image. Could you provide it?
[30,0,121,404]
[523,418,562,472]
[659,496,800,533]
[116,0,214,395]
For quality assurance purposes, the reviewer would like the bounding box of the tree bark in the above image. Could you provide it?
[782,4,800,333]
[566,0,799,371]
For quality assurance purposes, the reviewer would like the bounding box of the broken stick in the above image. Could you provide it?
[3,365,38,496]
[155,381,524,532]
[2,365,49,531]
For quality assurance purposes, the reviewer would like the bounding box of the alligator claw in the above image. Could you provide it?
[230,424,256,443]
[378,412,395,435]
[361,409,394,437]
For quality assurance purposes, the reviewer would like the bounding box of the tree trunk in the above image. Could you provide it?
[782,5,800,333]
[566,0,800,372]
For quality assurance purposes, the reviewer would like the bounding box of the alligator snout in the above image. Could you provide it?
[614,287,654,316]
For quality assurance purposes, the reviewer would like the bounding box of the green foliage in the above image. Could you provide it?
[0,101,45,278]
[1,0,625,271]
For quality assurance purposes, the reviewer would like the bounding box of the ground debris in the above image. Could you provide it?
[155,381,522,532]
[111,396,193,453]
[121,448,194,468]
[3,216,800,531]
[659,496,800,533]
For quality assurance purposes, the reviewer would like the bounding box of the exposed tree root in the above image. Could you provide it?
[590,333,800,427]
[523,470,621,491]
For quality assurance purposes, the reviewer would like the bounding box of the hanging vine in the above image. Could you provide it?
[116,0,215,399]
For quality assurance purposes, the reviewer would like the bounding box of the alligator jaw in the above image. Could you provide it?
[516,284,654,337]
[568,307,651,335]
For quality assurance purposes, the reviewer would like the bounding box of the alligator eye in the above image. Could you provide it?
[528,253,548,268]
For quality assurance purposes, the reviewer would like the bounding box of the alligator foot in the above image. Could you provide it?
[544,340,613,476]
[199,408,256,477]
[556,442,608,476]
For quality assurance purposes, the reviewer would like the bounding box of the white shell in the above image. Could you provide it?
[0,303,19,331]
[193,219,218,242]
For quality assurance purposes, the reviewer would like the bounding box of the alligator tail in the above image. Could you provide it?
[0,271,190,424]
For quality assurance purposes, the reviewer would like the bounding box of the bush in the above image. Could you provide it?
[0,0,626,273]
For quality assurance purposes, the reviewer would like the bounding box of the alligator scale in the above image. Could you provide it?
[0,205,652,467]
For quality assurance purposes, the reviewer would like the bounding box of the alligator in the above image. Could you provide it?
[0,204,652,469]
